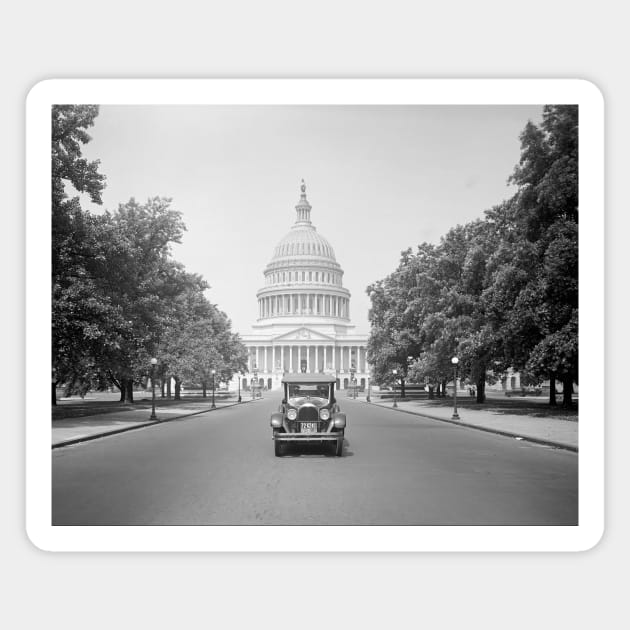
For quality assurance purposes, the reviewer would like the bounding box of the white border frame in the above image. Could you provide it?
[26,79,604,552]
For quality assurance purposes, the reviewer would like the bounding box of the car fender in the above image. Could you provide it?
[332,412,346,429]
[270,412,284,429]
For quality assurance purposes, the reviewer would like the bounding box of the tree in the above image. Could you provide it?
[157,285,248,400]
[52,105,107,402]
[95,197,200,402]
[503,105,579,407]
[367,248,429,397]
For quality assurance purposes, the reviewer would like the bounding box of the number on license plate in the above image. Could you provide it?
[300,422,317,433]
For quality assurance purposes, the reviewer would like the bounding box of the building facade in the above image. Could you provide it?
[236,181,369,392]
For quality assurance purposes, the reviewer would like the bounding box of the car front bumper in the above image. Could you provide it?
[274,432,341,442]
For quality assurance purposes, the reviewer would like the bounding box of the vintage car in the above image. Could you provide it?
[270,374,346,457]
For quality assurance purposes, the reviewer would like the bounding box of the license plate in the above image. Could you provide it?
[300,422,317,433]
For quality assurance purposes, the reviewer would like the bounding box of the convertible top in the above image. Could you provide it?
[281,373,337,384]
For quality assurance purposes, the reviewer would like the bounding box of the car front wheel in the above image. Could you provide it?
[334,431,344,457]
[273,431,283,457]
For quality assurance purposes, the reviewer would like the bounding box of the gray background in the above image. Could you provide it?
[7,1,624,628]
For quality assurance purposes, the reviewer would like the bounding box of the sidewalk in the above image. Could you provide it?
[364,396,578,451]
[52,395,260,448]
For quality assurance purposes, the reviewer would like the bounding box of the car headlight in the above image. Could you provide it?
[287,408,297,420]
[319,408,330,420]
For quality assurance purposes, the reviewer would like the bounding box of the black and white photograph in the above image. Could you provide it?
[26,79,602,552]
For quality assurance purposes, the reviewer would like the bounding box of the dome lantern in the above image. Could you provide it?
[294,179,312,225]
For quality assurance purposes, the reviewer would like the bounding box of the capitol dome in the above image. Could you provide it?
[271,226,336,262]
[256,180,350,322]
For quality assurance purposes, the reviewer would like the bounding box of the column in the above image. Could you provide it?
[332,344,336,371]
[289,345,294,372]
[316,346,320,373]
[306,346,310,373]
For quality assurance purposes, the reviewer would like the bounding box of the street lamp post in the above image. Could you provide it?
[350,365,356,399]
[211,369,216,409]
[392,369,398,408]
[451,357,460,420]
[149,357,158,420]
[237,373,241,403]
[366,377,371,403]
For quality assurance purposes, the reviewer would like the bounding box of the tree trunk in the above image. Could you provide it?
[117,378,134,403]
[549,374,557,406]
[167,377,172,399]
[174,378,181,401]
[428,384,434,399]
[441,379,447,397]
[400,378,406,398]
[476,376,486,403]
[562,375,574,408]
[52,381,57,405]
[202,382,207,398]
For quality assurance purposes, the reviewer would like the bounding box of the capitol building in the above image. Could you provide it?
[236,181,369,392]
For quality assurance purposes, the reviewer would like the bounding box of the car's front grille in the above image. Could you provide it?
[297,405,319,423]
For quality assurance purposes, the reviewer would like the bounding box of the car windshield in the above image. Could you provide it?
[287,383,331,402]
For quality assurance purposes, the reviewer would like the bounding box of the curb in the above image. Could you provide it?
[359,400,578,453]
[52,398,261,449]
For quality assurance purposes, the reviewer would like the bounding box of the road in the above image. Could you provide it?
[52,394,578,525]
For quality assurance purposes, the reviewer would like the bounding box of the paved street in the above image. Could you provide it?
[52,394,578,525]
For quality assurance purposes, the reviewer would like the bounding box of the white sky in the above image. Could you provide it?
[79,104,544,335]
